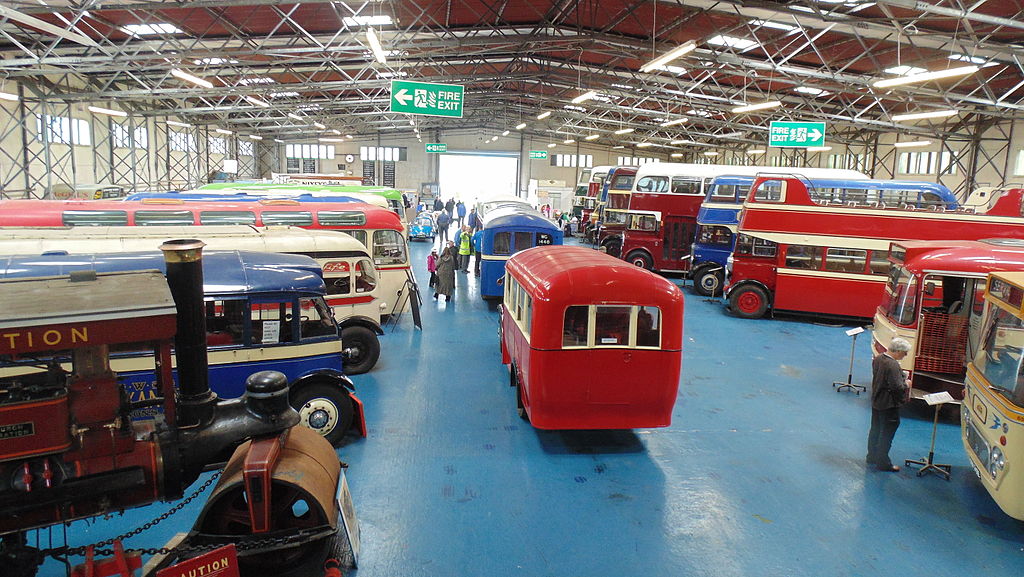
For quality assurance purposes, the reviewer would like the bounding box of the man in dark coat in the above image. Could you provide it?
[867,337,911,472]
[433,197,444,212]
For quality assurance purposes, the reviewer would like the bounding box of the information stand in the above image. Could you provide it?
[905,391,954,480]
[833,326,867,394]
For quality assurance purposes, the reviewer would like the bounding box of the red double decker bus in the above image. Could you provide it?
[725,175,1024,320]
[593,166,637,255]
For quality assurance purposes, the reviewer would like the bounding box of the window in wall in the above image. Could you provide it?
[360,146,406,161]
[208,136,228,155]
[551,154,594,168]
[169,130,196,153]
[1015,149,1024,176]
[827,153,871,172]
[35,114,91,145]
[616,156,659,166]
[238,140,254,157]
[898,150,958,175]
[110,123,148,149]
[286,144,335,159]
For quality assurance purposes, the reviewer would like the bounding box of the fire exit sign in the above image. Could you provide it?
[529,150,549,160]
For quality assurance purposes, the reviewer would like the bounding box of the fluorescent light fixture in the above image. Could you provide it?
[331,129,342,135]
[377,71,408,78]
[319,138,345,143]
[166,120,192,128]
[563,139,576,144]
[502,130,510,136]
[571,90,598,104]
[313,122,326,129]
[794,86,829,96]
[584,134,600,141]
[719,131,745,138]
[563,104,587,112]
[732,100,782,114]
[171,68,213,89]
[640,40,697,73]
[612,145,625,149]
[249,135,263,140]
[537,111,552,120]
[671,153,684,158]
[215,128,233,135]
[274,139,285,143]
[670,139,691,145]
[343,15,393,27]
[0,91,19,102]
[614,127,634,135]
[124,23,182,35]
[884,65,927,76]
[749,19,799,32]
[287,113,303,121]
[806,146,832,152]
[660,117,688,127]
[703,151,719,156]
[269,91,300,98]
[491,136,499,142]
[346,134,353,139]
[874,65,978,88]
[515,122,527,130]
[547,143,556,148]
[87,105,128,117]
[893,140,932,148]
[244,95,270,108]
[636,142,654,148]
[746,148,766,154]
[891,109,958,122]
[366,27,387,64]
[707,35,759,51]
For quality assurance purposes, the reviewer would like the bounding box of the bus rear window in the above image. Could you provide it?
[263,211,314,226]
[563,305,588,347]
[318,211,366,226]
[595,306,630,346]
[637,306,661,347]
[136,210,193,226]
[494,232,511,255]
[63,210,128,226]
[610,175,634,190]
[514,231,532,253]
[200,211,256,225]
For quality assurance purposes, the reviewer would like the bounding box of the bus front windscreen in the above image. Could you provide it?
[975,306,1024,406]
[883,267,919,326]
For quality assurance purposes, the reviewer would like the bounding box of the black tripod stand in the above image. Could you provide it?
[905,392,953,480]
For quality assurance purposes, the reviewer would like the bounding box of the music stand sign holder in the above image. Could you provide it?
[905,391,954,480]
[833,326,867,394]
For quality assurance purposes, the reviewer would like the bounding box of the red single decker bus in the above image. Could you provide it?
[725,175,1024,320]
[500,245,684,429]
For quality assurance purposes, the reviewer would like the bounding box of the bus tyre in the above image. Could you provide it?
[341,326,380,375]
[291,383,354,447]
[728,285,770,319]
[626,251,653,270]
[516,383,529,422]
[693,266,724,297]
[602,238,622,258]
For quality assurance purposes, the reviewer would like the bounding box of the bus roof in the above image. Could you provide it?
[0,250,327,295]
[505,245,683,307]
[895,239,1024,274]
[125,190,391,209]
[0,225,372,259]
[482,206,561,231]
[633,162,869,181]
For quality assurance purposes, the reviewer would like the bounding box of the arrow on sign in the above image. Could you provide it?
[394,89,412,106]
[808,129,822,140]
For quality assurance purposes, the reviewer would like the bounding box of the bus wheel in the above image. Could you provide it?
[728,285,769,319]
[291,383,354,446]
[626,251,653,270]
[602,238,622,258]
[341,326,381,375]
[693,266,724,297]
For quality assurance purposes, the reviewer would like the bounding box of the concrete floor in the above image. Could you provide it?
[41,233,1024,577]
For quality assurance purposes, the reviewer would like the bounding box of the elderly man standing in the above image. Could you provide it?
[867,337,911,472]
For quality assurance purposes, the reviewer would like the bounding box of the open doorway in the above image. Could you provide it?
[438,152,519,207]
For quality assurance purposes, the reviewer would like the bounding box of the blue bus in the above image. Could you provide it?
[124,190,390,210]
[690,176,960,296]
[0,250,365,446]
[479,206,564,299]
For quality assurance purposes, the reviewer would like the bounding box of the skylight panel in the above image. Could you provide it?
[707,35,759,51]
[749,19,799,32]
[269,91,300,98]
[343,15,393,27]
[124,23,182,35]
[949,54,998,67]
[237,77,275,85]
[794,86,830,96]
[884,65,927,76]
[655,64,687,75]
[194,57,237,65]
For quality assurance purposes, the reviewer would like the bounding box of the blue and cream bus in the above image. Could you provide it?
[0,250,366,446]
[479,206,564,299]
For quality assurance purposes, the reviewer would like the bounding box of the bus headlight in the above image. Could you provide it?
[989,446,1005,479]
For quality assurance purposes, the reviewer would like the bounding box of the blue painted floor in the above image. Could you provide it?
[39,234,1024,577]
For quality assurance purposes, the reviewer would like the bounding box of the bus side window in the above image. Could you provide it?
[595,306,630,346]
[330,275,352,295]
[299,297,337,339]
[753,181,784,202]
[824,248,867,274]
[868,250,890,275]
[207,299,246,346]
[355,258,377,293]
[562,305,589,347]
[250,300,293,345]
[785,245,822,270]
[636,306,661,347]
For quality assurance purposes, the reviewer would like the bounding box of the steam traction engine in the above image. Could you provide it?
[0,240,346,576]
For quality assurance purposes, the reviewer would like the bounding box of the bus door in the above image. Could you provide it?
[661,216,694,269]
[915,274,987,381]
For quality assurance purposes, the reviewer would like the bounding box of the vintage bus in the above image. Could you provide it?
[500,245,684,429]
[479,206,564,299]
[871,239,1024,402]
[126,189,392,211]
[0,198,414,320]
[476,195,532,220]
[579,165,614,238]
[961,270,1024,520]
[725,175,1024,320]
[592,166,638,252]
[199,182,405,213]
[691,176,959,296]
[0,225,387,373]
[616,164,869,273]
[0,250,366,446]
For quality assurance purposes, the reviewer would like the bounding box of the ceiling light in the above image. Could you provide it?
[806,146,832,152]
[366,27,387,64]
[269,91,300,98]
[720,131,745,138]
[124,23,182,35]
[563,104,587,112]
[319,137,345,143]
[660,117,688,127]
[377,71,408,78]
[0,91,19,102]
[215,128,233,135]
[571,90,598,104]
[502,130,510,136]
[343,15,393,27]
[732,100,782,114]
[249,135,263,140]
[244,95,270,108]
[636,142,654,148]
[747,148,766,154]
[87,105,128,117]
[515,122,527,130]
[584,134,600,141]
[563,139,576,144]
[287,113,303,121]
[704,151,719,156]
[671,153,684,158]
[331,129,342,135]
[612,145,625,149]
[614,128,634,135]
[893,140,932,148]
[313,122,326,129]
[707,35,759,51]
[166,120,192,128]
[171,68,213,89]
[873,65,978,88]
[537,111,552,120]
[274,139,284,143]
[794,86,829,96]
[346,134,353,139]
[547,143,557,148]
[491,136,499,142]
[670,139,690,145]
[640,40,697,73]
[891,109,958,122]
